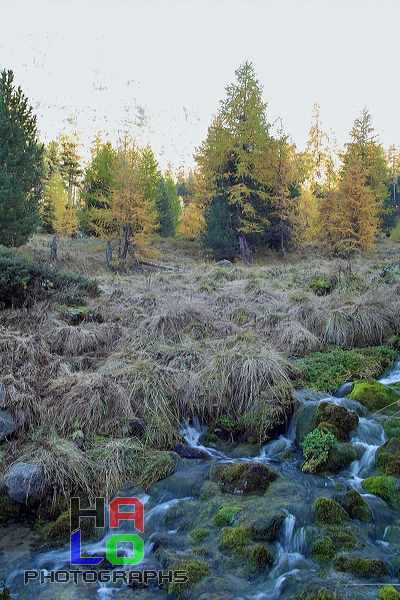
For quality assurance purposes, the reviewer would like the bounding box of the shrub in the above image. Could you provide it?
[302,429,337,473]
[309,279,334,296]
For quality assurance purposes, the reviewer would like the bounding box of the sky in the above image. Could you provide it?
[0,0,399,170]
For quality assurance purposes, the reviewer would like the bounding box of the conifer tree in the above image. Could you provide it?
[155,178,175,237]
[0,69,44,246]
[201,186,238,260]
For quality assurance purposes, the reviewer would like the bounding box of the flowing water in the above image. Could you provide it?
[2,359,400,600]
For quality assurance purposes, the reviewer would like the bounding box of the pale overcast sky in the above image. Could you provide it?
[0,0,399,169]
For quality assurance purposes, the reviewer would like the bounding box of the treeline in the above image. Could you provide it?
[0,65,399,260]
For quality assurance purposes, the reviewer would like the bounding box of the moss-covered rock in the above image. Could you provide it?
[167,559,210,599]
[310,537,336,563]
[218,526,252,554]
[237,507,285,543]
[211,462,278,494]
[379,585,400,600]
[315,402,359,441]
[322,443,357,474]
[376,438,400,476]
[298,588,341,600]
[246,543,273,572]
[44,509,96,546]
[347,379,399,411]
[325,525,357,551]
[338,489,373,522]
[362,475,400,509]
[383,416,400,439]
[313,497,350,525]
[333,554,389,578]
[214,503,243,527]
[295,403,319,443]
[384,525,400,543]
[189,528,210,544]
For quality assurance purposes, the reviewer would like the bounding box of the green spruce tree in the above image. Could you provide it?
[0,69,44,246]
[155,178,175,237]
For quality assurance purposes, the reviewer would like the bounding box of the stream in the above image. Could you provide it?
[1,361,399,600]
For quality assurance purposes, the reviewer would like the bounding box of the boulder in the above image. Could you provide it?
[315,402,359,441]
[347,379,399,411]
[313,497,349,525]
[380,262,400,284]
[336,489,372,522]
[3,462,42,504]
[211,462,278,494]
[0,410,19,440]
[214,259,233,267]
[322,443,357,474]
[376,438,400,476]
[173,443,209,460]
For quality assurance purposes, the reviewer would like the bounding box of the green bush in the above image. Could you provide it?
[301,429,337,473]
[309,279,334,296]
[0,247,99,308]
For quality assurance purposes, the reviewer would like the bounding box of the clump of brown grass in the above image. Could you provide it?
[275,320,323,357]
[286,297,327,335]
[142,299,214,342]
[14,437,97,502]
[46,322,122,356]
[43,372,133,436]
[324,296,397,347]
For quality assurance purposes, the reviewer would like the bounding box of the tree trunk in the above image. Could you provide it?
[121,221,131,260]
[106,241,112,267]
[238,232,252,263]
[50,236,57,260]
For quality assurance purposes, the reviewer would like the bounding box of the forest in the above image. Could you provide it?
[0,63,399,600]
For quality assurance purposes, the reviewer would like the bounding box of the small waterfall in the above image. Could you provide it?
[379,357,400,385]
[180,417,227,459]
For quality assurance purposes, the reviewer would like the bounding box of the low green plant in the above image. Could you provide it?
[379,585,400,600]
[301,429,337,472]
[309,279,334,296]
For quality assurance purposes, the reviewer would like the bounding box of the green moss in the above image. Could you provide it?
[200,481,220,501]
[315,402,358,441]
[212,462,278,494]
[384,525,400,543]
[218,526,252,554]
[362,475,399,509]
[297,346,397,393]
[246,543,273,571]
[333,554,389,578]
[167,559,210,599]
[189,528,210,544]
[325,525,357,551]
[322,443,357,474]
[299,588,341,600]
[340,489,373,522]
[379,586,400,600]
[214,503,243,527]
[313,497,349,525]
[376,438,400,476]
[44,509,95,546]
[384,417,400,439]
[347,379,399,411]
[310,537,336,563]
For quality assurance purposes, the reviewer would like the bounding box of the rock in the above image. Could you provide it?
[0,409,24,440]
[173,443,209,459]
[347,379,399,411]
[322,443,357,474]
[214,259,233,267]
[313,497,349,525]
[237,506,285,542]
[0,381,4,407]
[333,554,389,578]
[295,403,319,443]
[247,543,273,571]
[310,536,336,563]
[336,489,373,522]
[211,462,278,494]
[3,462,42,504]
[315,402,359,441]
[376,438,400,476]
[380,262,400,283]
[361,475,400,509]
[169,451,185,471]
[127,418,147,437]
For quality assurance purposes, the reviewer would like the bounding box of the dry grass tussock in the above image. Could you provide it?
[274,320,323,357]
[46,322,123,356]
[142,298,215,342]
[14,438,97,501]
[186,334,295,419]
[324,295,398,347]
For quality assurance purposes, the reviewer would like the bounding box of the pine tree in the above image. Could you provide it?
[0,69,44,246]
[80,135,116,234]
[89,136,155,261]
[164,173,181,235]
[201,185,238,260]
[59,133,82,208]
[155,178,175,237]
[40,141,62,233]
[196,62,272,260]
